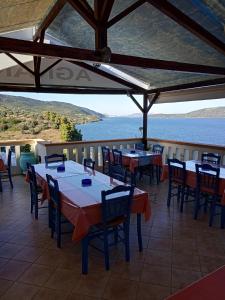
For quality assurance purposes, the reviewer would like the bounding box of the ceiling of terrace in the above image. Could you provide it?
[0,0,225,104]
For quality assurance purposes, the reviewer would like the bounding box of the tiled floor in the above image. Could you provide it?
[0,176,225,299]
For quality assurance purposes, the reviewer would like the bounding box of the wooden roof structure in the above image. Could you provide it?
[0,0,225,107]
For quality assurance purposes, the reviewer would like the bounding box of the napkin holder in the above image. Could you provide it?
[82,178,92,186]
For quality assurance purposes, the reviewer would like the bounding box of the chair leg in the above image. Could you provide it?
[137,214,143,252]
[221,206,225,229]
[82,236,89,274]
[209,203,216,227]
[177,185,181,204]
[8,170,13,188]
[124,222,130,262]
[167,182,172,207]
[56,214,61,248]
[194,191,200,220]
[103,229,110,270]
[34,196,38,220]
[114,227,118,245]
[180,186,185,213]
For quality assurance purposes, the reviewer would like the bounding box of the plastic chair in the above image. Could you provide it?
[83,158,95,170]
[0,149,13,188]
[46,174,71,248]
[45,154,66,165]
[167,159,187,211]
[194,164,224,227]
[201,153,221,165]
[82,185,134,274]
[102,146,110,175]
[109,164,126,183]
[27,163,46,219]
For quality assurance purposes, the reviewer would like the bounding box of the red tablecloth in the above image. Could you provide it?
[161,161,225,205]
[0,159,6,172]
[166,265,225,300]
[110,150,162,173]
[34,161,151,242]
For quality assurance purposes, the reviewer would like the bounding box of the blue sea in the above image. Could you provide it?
[77,117,225,146]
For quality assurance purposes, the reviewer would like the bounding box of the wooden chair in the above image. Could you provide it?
[102,146,110,175]
[27,163,46,219]
[83,158,95,170]
[0,149,13,189]
[82,185,134,274]
[46,174,72,248]
[201,153,221,165]
[194,164,224,228]
[45,154,66,165]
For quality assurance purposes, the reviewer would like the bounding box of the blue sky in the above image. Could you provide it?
[2,92,225,116]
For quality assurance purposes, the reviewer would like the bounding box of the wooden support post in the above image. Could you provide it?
[142,94,148,149]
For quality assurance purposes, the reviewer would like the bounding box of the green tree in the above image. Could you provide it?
[60,122,82,142]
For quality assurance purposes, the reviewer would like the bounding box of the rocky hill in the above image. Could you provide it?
[126,107,225,118]
[0,94,104,141]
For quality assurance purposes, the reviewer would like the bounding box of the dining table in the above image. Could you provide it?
[161,160,225,204]
[33,160,151,250]
[111,149,162,184]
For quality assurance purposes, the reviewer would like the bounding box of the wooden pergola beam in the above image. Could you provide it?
[0,37,224,75]
[107,0,146,28]
[70,61,145,91]
[147,0,225,56]
[101,0,115,22]
[128,93,144,112]
[0,85,140,94]
[68,0,98,29]
[147,77,225,94]
[110,53,225,75]
[5,53,34,76]
[33,0,67,41]
[147,92,160,112]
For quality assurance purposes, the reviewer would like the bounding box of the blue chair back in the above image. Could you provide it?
[201,153,221,165]
[195,163,220,194]
[101,185,134,224]
[102,147,110,162]
[168,158,186,185]
[135,143,145,150]
[27,163,38,197]
[83,158,95,170]
[153,144,164,154]
[45,154,66,164]
[46,174,60,209]
[112,149,122,165]
[109,164,126,183]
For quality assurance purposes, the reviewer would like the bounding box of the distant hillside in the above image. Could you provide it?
[0,94,104,120]
[126,107,225,118]
[0,94,104,141]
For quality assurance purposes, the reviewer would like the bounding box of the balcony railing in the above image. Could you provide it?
[1,138,224,175]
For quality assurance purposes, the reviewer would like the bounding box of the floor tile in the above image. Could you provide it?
[18,263,54,286]
[44,268,80,291]
[0,282,39,300]
[171,267,202,289]
[0,260,30,281]
[140,264,171,287]
[102,277,138,300]
[136,282,171,300]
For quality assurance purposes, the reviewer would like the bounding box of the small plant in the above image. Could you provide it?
[21,144,31,153]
